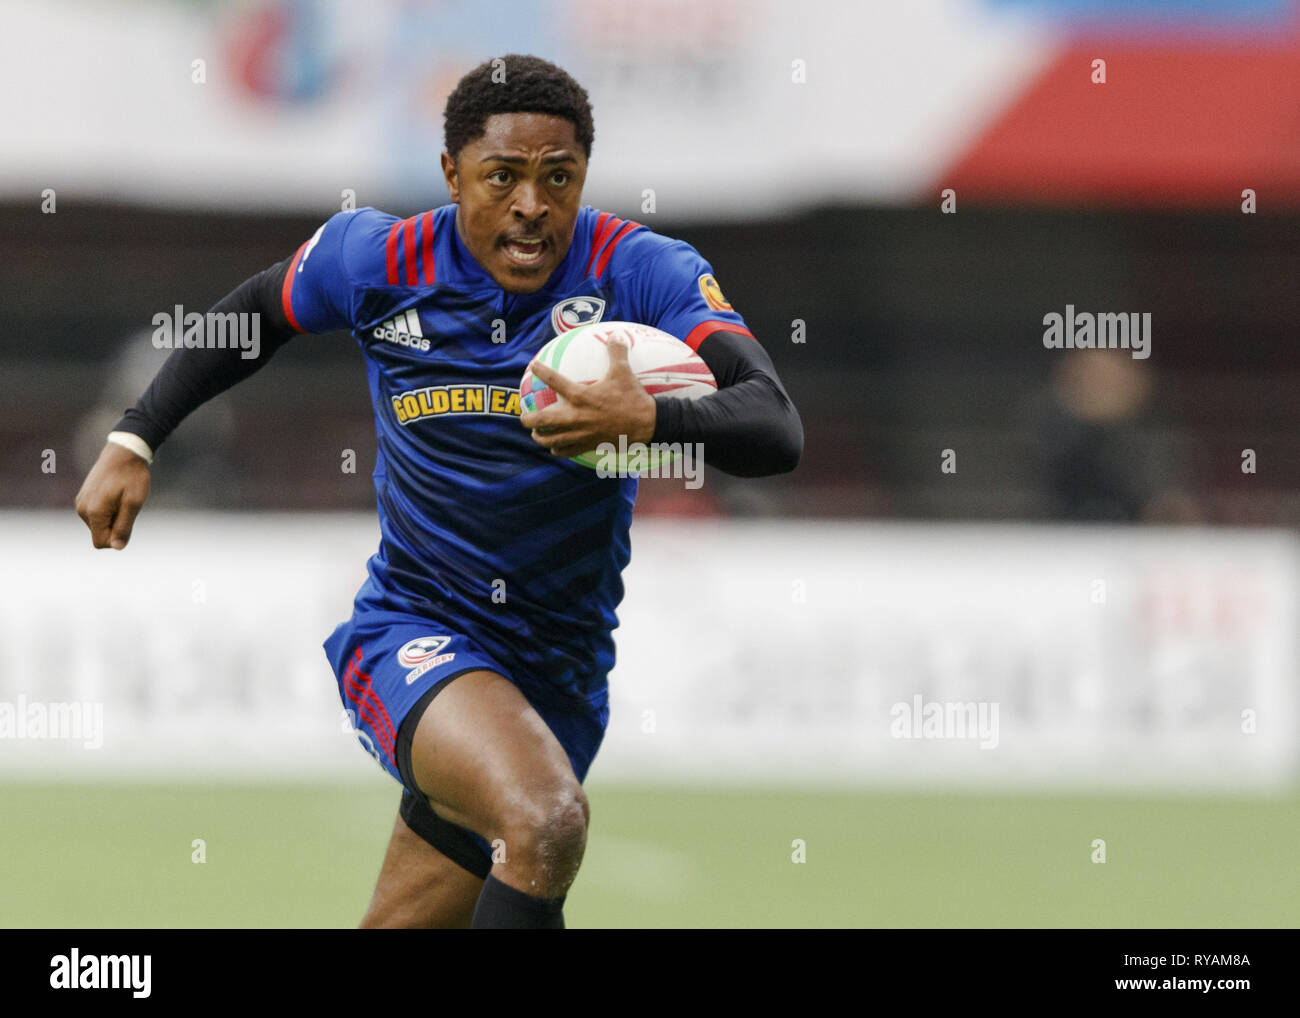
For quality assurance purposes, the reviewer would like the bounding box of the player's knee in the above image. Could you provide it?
[501,781,588,877]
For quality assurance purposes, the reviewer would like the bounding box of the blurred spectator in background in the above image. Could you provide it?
[1023,350,1204,524]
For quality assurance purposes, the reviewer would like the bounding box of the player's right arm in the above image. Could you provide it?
[75,210,366,549]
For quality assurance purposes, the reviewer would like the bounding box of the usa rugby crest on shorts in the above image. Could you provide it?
[398,635,455,684]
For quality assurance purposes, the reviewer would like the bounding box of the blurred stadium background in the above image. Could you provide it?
[2,0,1299,927]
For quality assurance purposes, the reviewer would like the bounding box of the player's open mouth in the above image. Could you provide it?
[502,237,546,266]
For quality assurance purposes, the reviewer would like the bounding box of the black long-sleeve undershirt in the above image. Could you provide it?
[653,328,802,476]
[114,257,299,451]
[114,261,803,477]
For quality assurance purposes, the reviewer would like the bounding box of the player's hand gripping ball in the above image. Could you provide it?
[520,321,717,470]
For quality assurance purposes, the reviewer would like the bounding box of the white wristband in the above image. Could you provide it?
[107,431,154,466]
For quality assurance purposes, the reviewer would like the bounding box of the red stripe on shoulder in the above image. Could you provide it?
[683,320,754,352]
[421,212,435,285]
[402,215,419,286]
[593,220,642,280]
[384,222,402,285]
[280,242,308,332]
[585,212,620,276]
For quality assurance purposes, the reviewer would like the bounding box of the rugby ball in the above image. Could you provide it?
[520,320,717,470]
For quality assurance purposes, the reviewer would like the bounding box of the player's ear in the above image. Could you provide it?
[441,151,460,202]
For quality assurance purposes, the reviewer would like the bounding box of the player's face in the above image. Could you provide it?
[442,113,587,294]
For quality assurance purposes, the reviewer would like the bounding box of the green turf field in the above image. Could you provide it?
[1,782,1295,927]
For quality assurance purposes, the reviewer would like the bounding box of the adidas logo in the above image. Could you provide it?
[372,309,430,352]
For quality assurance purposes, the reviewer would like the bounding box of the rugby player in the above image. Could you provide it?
[74,54,802,928]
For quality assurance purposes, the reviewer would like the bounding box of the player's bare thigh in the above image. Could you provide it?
[407,668,589,897]
[359,809,483,929]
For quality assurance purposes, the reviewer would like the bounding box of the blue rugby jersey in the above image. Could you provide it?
[281,204,754,705]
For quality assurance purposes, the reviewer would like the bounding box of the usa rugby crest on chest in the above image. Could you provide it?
[551,296,605,334]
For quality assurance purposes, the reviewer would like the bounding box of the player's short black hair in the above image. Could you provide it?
[443,54,594,162]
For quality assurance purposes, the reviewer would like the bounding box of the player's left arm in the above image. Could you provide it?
[524,238,802,477]
[636,239,801,476]
[652,326,802,477]
[524,327,802,477]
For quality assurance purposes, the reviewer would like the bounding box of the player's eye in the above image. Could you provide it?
[488,169,512,185]
[549,171,570,186]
